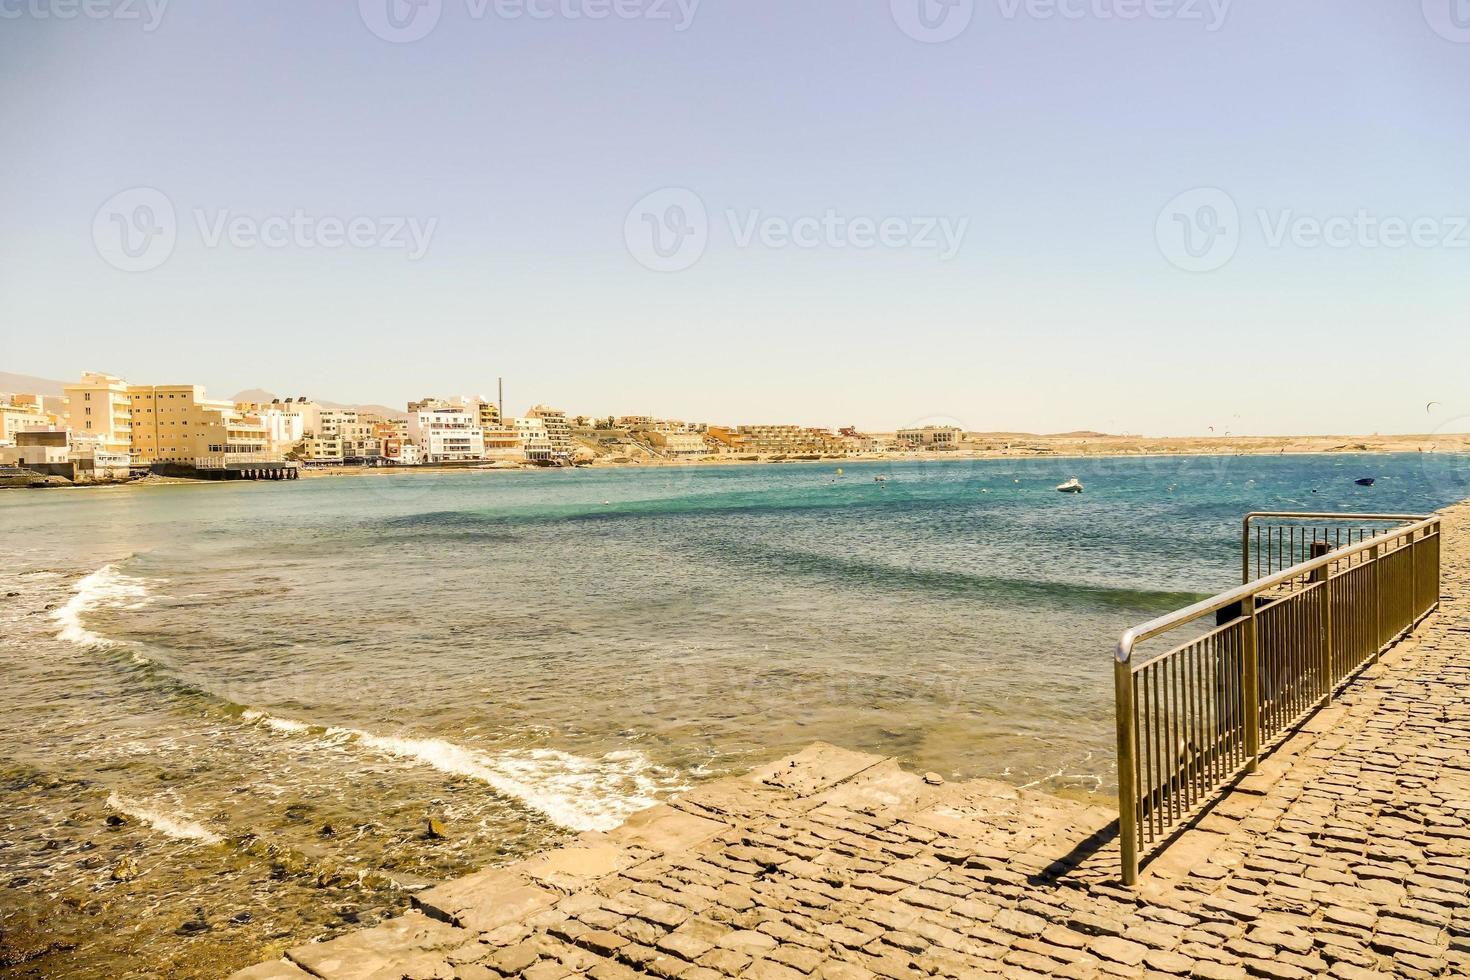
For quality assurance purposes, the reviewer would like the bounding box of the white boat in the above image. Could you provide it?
[1056,478,1084,494]
[874,475,888,483]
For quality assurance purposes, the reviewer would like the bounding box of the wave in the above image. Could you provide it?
[690,540,1210,613]
[241,711,682,832]
[372,511,517,541]
[52,563,160,650]
[105,792,223,845]
[240,709,310,734]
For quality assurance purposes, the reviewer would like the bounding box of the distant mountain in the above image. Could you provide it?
[0,373,407,421]
[231,390,408,421]
[0,371,67,397]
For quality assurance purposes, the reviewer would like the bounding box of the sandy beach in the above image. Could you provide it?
[290,430,1470,478]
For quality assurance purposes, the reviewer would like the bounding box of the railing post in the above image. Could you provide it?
[1114,656,1139,886]
[1242,596,1260,772]
[1432,520,1442,617]
[1242,516,1252,585]
[1370,542,1382,661]
[1407,528,1417,627]
[1311,541,1332,701]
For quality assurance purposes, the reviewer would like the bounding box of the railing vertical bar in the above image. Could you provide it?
[1134,669,1146,852]
[1142,663,1155,842]
[1187,641,1198,807]
[1213,633,1223,787]
[1168,654,1180,827]
[1176,646,1188,814]
[1152,660,1165,841]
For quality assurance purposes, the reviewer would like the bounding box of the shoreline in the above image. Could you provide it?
[4,435,1469,492]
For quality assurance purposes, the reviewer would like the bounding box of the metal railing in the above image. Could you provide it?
[1115,512,1441,885]
[1242,512,1431,585]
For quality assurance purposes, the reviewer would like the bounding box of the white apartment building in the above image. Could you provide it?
[409,406,484,462]
[509,417,554,462]
[239,398,316,455]
[315,410,359,439]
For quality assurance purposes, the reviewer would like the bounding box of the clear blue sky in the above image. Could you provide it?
[2,1,1467,434]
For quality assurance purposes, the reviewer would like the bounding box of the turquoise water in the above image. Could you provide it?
[1,452,1466,976]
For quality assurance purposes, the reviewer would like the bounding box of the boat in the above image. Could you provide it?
[874,475,888,483]
[1056,478,1084,494]
[1355,478,1376,487]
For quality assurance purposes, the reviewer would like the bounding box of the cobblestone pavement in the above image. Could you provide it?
[234,506,1470,980]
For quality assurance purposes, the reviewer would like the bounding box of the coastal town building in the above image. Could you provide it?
[298,435,345,463]
[128,384,271,465]
[473,399,502,432]
[63,373,133,456]
[896,425,963,449]
[0,397,57,443]
[408,405,484,462]
[527,406,573,460]
[508,417,554,462]
[336,420,383,462]
[481,424,524,463]
[0,430,131,481]
[238,398,316,456]
[709,424,851,455]
[315,410,359,440]
[645,431,710,457]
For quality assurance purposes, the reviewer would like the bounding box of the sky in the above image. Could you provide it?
[1,0,1467,435]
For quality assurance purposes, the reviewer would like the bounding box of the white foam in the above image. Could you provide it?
[106,792,224,845]
[243,709,682,832]
[345,732,684,832]
[242,709,311,734]
[52,563,158,650]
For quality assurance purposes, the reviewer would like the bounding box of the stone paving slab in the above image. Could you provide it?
[233,502,1470,980]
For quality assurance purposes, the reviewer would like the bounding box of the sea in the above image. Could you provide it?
[2,452,1466,977]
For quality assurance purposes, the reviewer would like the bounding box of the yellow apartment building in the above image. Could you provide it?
[128,384,270,464]
[64,372,134,455]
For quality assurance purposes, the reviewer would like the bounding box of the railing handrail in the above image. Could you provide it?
[1242,511,1430,522]
[1119,512,1439,664]
[1241,512,1429,585]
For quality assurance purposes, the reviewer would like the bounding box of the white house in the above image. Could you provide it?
[408,407,484,462]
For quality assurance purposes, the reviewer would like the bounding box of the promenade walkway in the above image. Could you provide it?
[235,504,1470,980]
